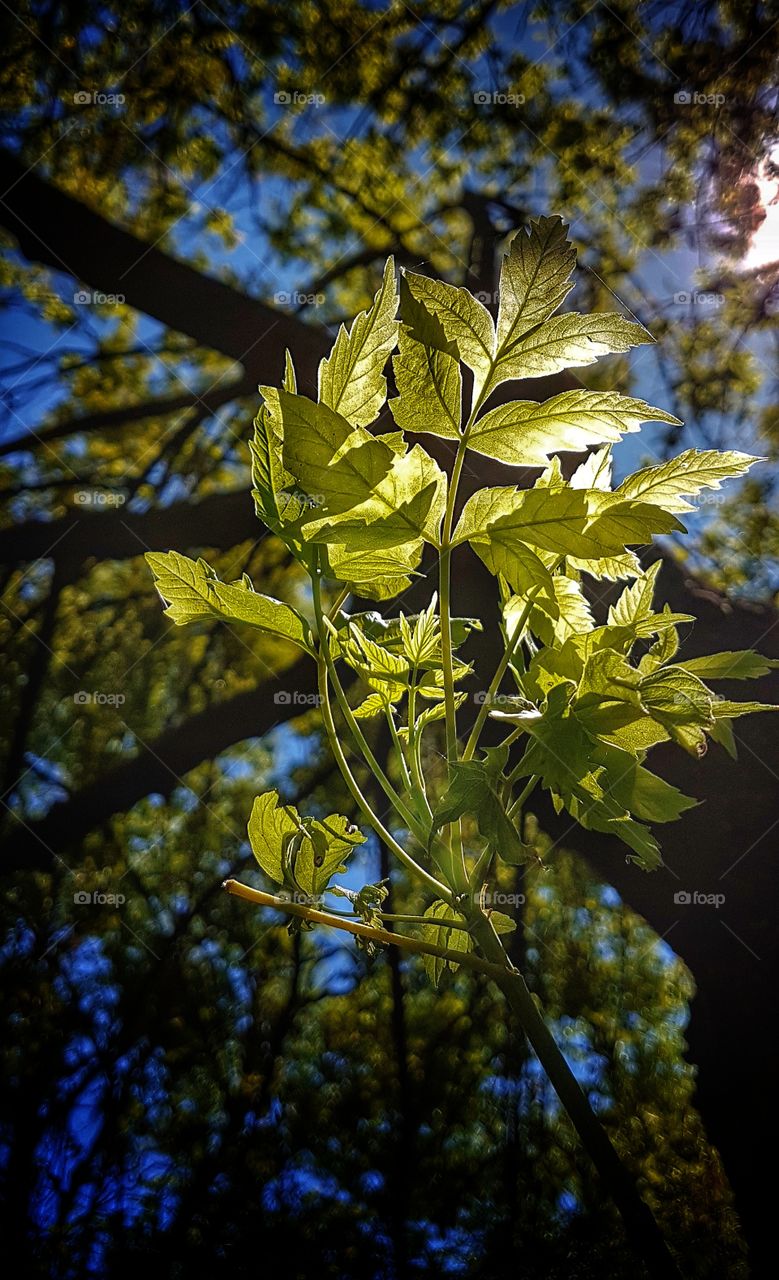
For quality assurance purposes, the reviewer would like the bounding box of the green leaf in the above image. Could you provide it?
[399,596,440,666]
[679,651,779,680]
[569,549,643,581]
[270,388,395,519]
[324,541,418,601]
[468,390,679,467]
[587,492,686,549]
[432,759,532,865]
[570,445,614,491]
[411,691,468,734]
[524,574,594,644]
[334,609,481,661]
[639,606,682,672]
[496,215,576,350]
[565,786,662,870]
[343,625,409,700]
[422,900,472,986]
[390,326,461,439]
[594,743,698,825]
[632,611,693,638]
[709,716,738,758]
[282,348,297,393]
[614,448,759,513]
[352,691,388,720]
[484,312,653,396]
[711,699,779,718]
[471,532,556,599]
[455,485,682,560]
[489,911,518,935]
[417,659,472,699]
[293,813,366,898]
[574,649,643,736]
[250,399,312,563]
[402,268,494,391]
[639,665,714,754]
[318,256,398,427]
[607,561,661,627]
[513,684,695,868]
[248,790,301,885]
[145,551,315,655]
[305,443,447,548]
[398,273,460,358]
[249,794,365,899]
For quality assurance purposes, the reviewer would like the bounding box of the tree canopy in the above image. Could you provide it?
[1,2,778,1275]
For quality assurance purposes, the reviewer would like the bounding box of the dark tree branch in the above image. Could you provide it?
[0,377,253,459]
[0,654,319,872]
[0,149,327,385]
[0,488,260,575]
[1,562,64,798]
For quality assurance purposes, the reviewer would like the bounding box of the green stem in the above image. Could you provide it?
[224,879,502,977]
[312,570,426,843]
[377,910,471,931]
[322,903,470,931]
[466,909,682,1280]
[463,575,555,761]
[407,669,434,824]
[463,598,532,760]
[326,585,350,620]
[385,705,414,794]
[225,877,681,1278]
[313,639,451,903]
[507,773,539,821]
[438,416,481,892]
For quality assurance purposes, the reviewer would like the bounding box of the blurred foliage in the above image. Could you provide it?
[1,835,747,1277]
[1,0,778,1273]
[0,0,777,587]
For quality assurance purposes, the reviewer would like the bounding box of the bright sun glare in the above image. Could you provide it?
[741,148,779,271]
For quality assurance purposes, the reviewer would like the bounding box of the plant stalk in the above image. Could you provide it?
[463,589,538,760]
[224,880,495,972]
[312,609,452,904]
[225,878,681,1277]
[465,908,683,1280]
[311,569,427,843]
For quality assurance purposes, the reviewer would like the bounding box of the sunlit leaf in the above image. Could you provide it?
[319,256,398,427]
[615,449,760,513]
[390,326,461,439]
[145,551,315,655]
[468,390,679,467]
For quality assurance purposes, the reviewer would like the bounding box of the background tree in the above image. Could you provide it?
[1,0,777,1273]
